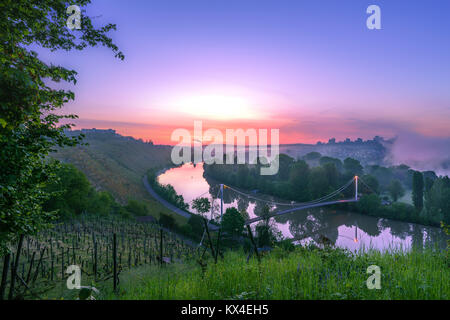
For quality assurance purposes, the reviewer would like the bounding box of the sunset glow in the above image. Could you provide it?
[39,0,450,146]
[172,94,258,120]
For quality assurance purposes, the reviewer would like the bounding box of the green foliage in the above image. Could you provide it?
[275,239,295,252]
[147,169,189,211]
[43,162,92,217]
[204,153,448,227]
[255,221,279,248]
[188,214,204,236]
[221,207,246,237]
[303,151,321,161]
[308,167,329,199]
[191,197,211,216]
[389,202,416,221]
[89,191,118,216]
[0,0,123,255]
[124,199,149,217]
[288,160,311,201]
[425,176,450,224]
[4,215,195,299]
[343,157,363,177]
[388,179,405,202]
[52,131,173,205]
[319,156,343,171]
[43,163,147,219]
[159,212,176,229]
[412,171,424,211]
[112,248,449,300]
[357,194,381,214]
[361,174,379,194]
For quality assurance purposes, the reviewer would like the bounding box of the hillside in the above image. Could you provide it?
[50,129,184,222]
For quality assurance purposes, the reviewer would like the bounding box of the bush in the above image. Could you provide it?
[124,199,149,216]
[188,214,204,236]
[357,194,381,214]
[276,239,295,252]
[159,212,176,229]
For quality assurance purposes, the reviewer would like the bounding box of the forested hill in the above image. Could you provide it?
[279,136,392,166]
[51,129,173,204]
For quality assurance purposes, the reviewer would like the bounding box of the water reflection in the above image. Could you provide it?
[157,163,446,251]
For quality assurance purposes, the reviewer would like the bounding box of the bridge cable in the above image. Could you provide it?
[224,177,355,208]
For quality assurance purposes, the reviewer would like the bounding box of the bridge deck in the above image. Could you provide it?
[244,198,358,225]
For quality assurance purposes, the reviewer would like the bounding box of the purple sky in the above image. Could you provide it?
[37,0,450,145]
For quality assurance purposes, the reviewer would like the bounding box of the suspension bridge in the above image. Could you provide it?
[145,173,367,228]
[242,176,361,225]
[144,172,372,261]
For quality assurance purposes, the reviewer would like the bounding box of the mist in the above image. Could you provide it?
[385,131,450,176]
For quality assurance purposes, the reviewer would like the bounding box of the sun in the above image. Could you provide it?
[174,94,258,120]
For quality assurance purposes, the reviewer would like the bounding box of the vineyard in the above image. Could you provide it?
[0,215,198,300]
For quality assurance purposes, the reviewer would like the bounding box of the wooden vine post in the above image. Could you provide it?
[113,233,117,292]
[246,225,260,263]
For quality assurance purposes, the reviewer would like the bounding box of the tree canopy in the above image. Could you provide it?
[0,0,123,255]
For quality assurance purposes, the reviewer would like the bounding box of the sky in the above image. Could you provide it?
[37,0,450,145]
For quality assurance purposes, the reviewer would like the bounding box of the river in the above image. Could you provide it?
[157,163,447,252]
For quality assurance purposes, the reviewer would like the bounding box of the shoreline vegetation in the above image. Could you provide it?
[203,153,449,228]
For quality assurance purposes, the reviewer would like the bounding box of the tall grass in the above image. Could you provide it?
[108,246,449,300]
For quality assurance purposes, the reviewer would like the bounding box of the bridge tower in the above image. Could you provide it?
[355,176,358,200]
[214,183,224,263]
[220,184,224,219]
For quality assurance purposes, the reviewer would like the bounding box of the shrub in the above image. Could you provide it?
[159,212,176,229]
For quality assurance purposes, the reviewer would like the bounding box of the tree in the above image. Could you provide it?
[412,171,424,211]
[388,179,405,202]
[124,200,148,217]
[43,163,91,217]
[304,152,321,161]
[237,165,250,188]
[288,160,310,201]
[425,177,450,224]
[343,158,363,177]
[188,214,204,236]
[319,156,343,171]
[0,1,123,255]
[89,191,117,216]
[221,207,245,237]
[322,162,339,188]
[192,197,211,217]
[308,167,329,199]
[277,154,294,180]
[361,174,379,194]
[159,212,176,229]
[255,220,279,248]
[357,194,381,214]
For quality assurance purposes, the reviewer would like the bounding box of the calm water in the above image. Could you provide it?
[158,163,447,252]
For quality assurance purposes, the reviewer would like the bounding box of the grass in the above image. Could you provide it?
[104,245,449,300]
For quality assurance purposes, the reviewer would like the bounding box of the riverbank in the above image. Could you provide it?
[105,246,449,300]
